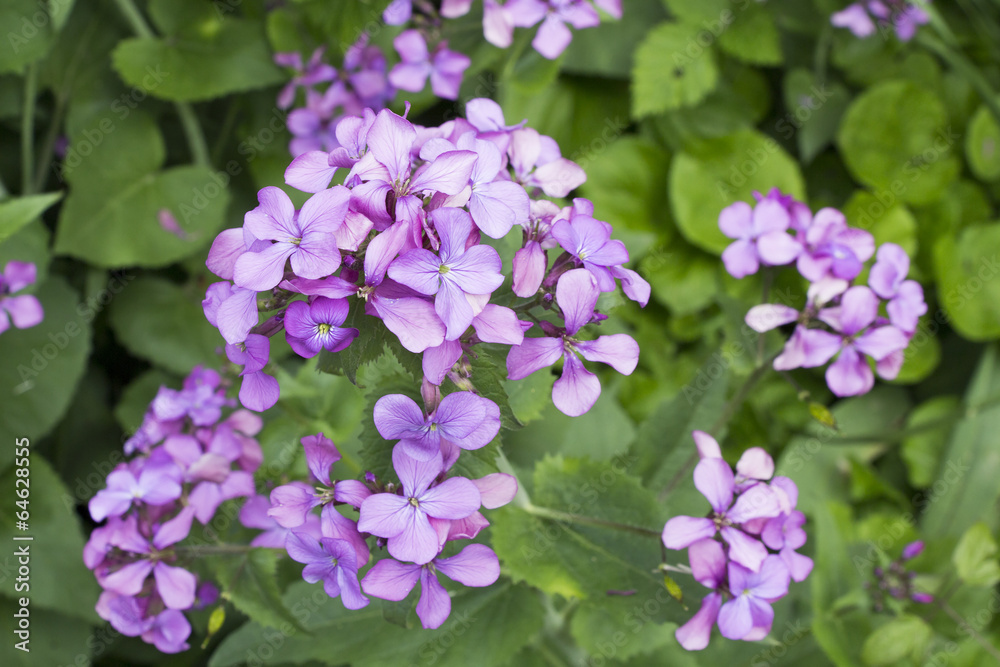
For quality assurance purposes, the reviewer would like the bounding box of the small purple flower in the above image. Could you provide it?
[717,556,790,640]
[284,297,359,359]
[88,451,183,522]
[831,3,877,37]
[234,186,351,291]
[549,210,629,292]
[240,494,322,548]
[901,540,925,561]
[387,208,504,339]
[373,391,500,461]
[675,539,726,651]
[357,445,480,564]
[532,0,601,59]
[718,198,801,279]
[506,269,639,417]
[389,31,471,100]
[286,531,369,609]
[361,544,500,629]
[662,456,781,572]
[796,208,874,282]
[508,127,586,198]
[225,334,279,413]
[868,243,926,333]
[0,261,43,335]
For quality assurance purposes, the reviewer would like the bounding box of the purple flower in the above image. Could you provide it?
[240,494,322,548]
[382,0,412,24]
[361,544,500,629]
[225,334,279,413]
[0,261,43,334]
[88,451,183,522]
[902,540,925,561]
[506,269,639,417]
[374,391,500,461]
[796,208,874,282]
[387,208,504,339]
[268,481,323,528]
[718,199,801,279]
[832,1,929,42]
[662,457,781,572]
[508,127,586,198]
[831,3,877,37]
[234,186,351,291]
[284,297,359,358]
[203,282,258,345]
[868,243,926,333]
[389,31,471,100]
[286,531,369,609]
[717,556,790,640]
[550,211,629,291]
[143,609,192,653]
[357,445,480,564]
[531,0,600,59]
[275,47,337,109]
[761,509,813,583]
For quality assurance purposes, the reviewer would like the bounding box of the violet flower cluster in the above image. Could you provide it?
[0,261,43,335]
[262,428,514,629]
[865,540,934,611]
[831,0,930,41]
[385,0,621,61]
[84,367,261,653]
[203,98,647,417]
[722,189,927,397]
[662,432,813,651]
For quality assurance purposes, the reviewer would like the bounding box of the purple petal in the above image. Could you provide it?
[334,479,372,508]
[854,325,908,361]
[436,543,500,587]
[388,249,443,295]
[728,483,781,523]
[301,432,341,486]
[469,181,526,239]
[749,555,791,599]
[610,265,651,307]
[575,334,639,375]
[370,293,446,353]
[472,304,524,345]
[473,473,517,509]
[721,527,769,573]
[757,231,801,266]
[693,430,722,459]
[435,391,488,441]
[506,336,563,380]
[4,295,43,328]
[718,201,753,239]
[751,197,791,236]
[419,477,481,519]
[357,493,413,538]
[267,482,319,528]
[153,506,196,550]
[416,568,451,629]
[423,339,463,385]
[826,345,874,397]
[676,593,722,650]
[103,560,154,597]
[552,353,601,417]
[662,516,717,550]
[532,13,573,59]
[374,394,427,440]
[717,595,753,640]
[409,150,478,196]
[361,558,421,600]
[745,304,799,333]
[735,448,774,482]
[321,505,371,567]
[781,547,814,583]
[206,229,245,280]
[557,268,599,335]
[387,508,441,564]
[693,458,734,514]
[368,109,416,183]
[238,371,279,412]
[832,3,876,37]
[217,288,258,345]
[153,563,197,610]
[722,239,760,278]
[838,286,879,336]
[393,445,444,497]
[143,609,191,653]
[243,187,296,240]
[435,278,476,340]
[688,538,727,589]
[447,245,505,295]
[233,242,295,291]
[528,158,586,198]
[285,151,337,194]
[336,563,370,609]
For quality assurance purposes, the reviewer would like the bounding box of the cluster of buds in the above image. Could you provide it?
[724,189,928,397]
[84,368,262,652]
[831,0,931,42]
[662,432,813,650]
[865,540,933,612]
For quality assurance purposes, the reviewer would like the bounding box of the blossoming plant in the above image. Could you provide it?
[275,0,622,158]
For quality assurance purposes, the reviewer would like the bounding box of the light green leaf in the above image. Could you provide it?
[669,128,805,253]
[966,104,1000,182]
[0,0,56,73]
[0,277,90,469]
[570,598,680,662]
[717,2,782,65]
[0,454,99,622]
[783,68,851,163]
[860,614,932,665]
[107,276,222,374]
[632,22,720,118]
[837,80,959,205]
[953,522,1000,587]
[933,223,1000,340]
[641,245,718,315]
[562,1,669,79]
[0,192,62,247]
[111,19,284,102]
[901,396,959,488]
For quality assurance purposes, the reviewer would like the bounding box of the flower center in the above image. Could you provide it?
[438,264,450,275]
[409,497,420,507]
[289,237,302,245]
[317,323,332,336]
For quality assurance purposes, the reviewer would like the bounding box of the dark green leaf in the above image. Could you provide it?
[211,548,307,632]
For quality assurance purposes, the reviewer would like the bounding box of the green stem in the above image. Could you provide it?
[935,598,1000,663]
[111,0,210,167]
[658,351,780,502]
[918,33,1000,128]
[21,64,38,195]
[32,95,67,193]
[175,544,281,556]
[522,503,662,539]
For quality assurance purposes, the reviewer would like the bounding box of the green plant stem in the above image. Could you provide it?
[32,95,67,193]
[935,598,1000,663]
[175,544,281,556]
[919,33,1000,128]
[521,503,662,539]
[659,351,781,502]
[21,64,38,195]
[111,0,210,167]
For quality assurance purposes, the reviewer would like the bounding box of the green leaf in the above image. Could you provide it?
[923,345,1000,537]
[641,244,718,315]
[0,454,100,622]
[783,68,851,163]
[901,396,959,488]
[111,19,284,102]
[669,128,805,253]
[467,346,521,430]
[212,548,307,632]
[966,105,1000,182]
[953,522,1000,587]
[717,2,782,65]
[569,597,680,662]
[860,614,932,665]
[54,111,230,267]
[632,22,720,118]
[0,192,62,247]
[660,0,730,24]
[107,276,222,374]
[208,581,543,667]
[0,599,94,666]
[933,223,1000,340]
[562,0,669,79]
[318,298,422,385]
[0,0,56,73]
[0,277,90,469]
[837,80,959,205]
[491,457,682,611]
